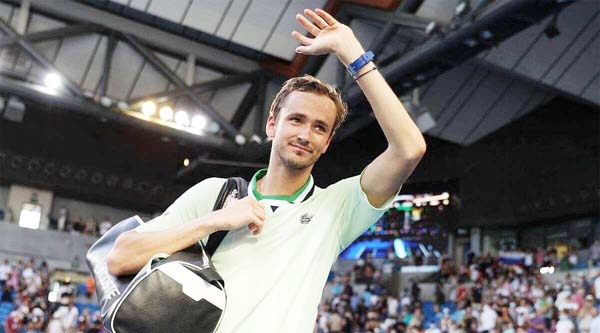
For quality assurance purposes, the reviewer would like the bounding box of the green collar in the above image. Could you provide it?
[250,169,313,203]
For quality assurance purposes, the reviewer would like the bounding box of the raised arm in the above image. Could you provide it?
[293,9,426,207]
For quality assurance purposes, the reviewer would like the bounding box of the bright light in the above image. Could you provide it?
[540,266,555,274]
[48,291,57,303]
[235,134,246,145]
[174,110,190,126]
[117,101,129,110]
[191,115,207,130]
[100,97,113,107]
[44,73,62,89]
[183,158,189,167]
[142,101,156,116]
[159,106,174,121]
[443,199,450,205]
[394,238,408,259]
[413,192,450,205]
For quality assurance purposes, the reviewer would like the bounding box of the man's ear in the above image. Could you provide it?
[265,113,276,138]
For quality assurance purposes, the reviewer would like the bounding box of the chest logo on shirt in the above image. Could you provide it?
[299,213,313,224]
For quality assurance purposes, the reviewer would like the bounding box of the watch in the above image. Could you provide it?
[347,51,375,78]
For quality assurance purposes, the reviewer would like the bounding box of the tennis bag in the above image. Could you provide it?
[86,177,247,333]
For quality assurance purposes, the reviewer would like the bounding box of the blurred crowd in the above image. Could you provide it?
[317,241,600,333]
[0,258,102,333]
[0,207,114,238]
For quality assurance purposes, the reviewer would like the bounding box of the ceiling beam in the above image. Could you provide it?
[123,33,241,140]
[230,82,259,130]
[97,32,117,99]
[342,3,436,30]
[260,0,342,78]
[338,0,575,141]
[0,23,105,48]
[9,0,259,74]
[342,0,401,11]
[0,18,83,97]
[471,58,598,110]
[129,71,263,107]
[368,0,425,55]
[0,75,241,154]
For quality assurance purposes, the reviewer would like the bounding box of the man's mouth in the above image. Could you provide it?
[289,143,311,153]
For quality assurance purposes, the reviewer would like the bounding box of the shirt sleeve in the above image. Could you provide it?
[135,177,226,233]
[333,172,401,251]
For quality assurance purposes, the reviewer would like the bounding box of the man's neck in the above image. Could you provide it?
[258,163,312,196]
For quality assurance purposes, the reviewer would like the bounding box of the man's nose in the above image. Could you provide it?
[296,125,311,142]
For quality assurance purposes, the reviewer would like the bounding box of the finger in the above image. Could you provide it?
[296,14,320,37]
[248,223,259,235]
[304,9,328,29]
[295,45,313,54]
[315,9,338,26]
[255,207,266,221]
[292,31,313,46]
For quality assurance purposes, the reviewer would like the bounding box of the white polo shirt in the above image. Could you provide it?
[137,171,396,332]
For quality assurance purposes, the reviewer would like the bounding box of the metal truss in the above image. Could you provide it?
[336,0,576,141]
[0,1,271,152]
[0,18,84,97]
[123,33,245,140]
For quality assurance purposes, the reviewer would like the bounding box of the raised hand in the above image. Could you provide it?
[292,8,364,63]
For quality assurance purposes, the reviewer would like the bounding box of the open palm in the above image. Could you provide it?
[292,9,355,56]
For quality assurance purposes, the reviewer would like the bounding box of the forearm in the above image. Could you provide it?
[335,40,426,206]
[107,214,220,276]
[336,41,426,158]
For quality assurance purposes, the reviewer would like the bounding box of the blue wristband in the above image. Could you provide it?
[347,51,375,78]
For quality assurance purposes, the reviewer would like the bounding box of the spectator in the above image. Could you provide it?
[589,312,600,333]
[594,271,600,303]
[99,216,113,236]
[47,293,79,333]
[527,308,546,333]
[4,307,23,333]
[0,259,10,289]
[577,295,597,333]
[478,302,497,333]
[555,310,575,333]
[411,279,421,303]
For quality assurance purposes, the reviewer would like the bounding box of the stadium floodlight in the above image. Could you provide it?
[191,114,207,130]
[159,106,174,121]
[142,101,156,116]
[44,73,62,89]
[174,110,190,126]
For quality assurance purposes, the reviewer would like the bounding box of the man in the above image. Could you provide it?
[0,259,10,289]
[107,8,426,332]
[477,301,497,333]
[555,310,575,333]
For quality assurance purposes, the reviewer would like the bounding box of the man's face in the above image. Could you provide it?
[266,90,336,171]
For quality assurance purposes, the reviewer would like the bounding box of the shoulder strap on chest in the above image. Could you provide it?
[205,177,248,256]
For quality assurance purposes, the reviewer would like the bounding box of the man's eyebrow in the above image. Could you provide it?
[286,112,306,119]
[286,112,330,130]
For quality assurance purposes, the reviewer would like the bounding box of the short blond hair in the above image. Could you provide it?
[269,75,348,133]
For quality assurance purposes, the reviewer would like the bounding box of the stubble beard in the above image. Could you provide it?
[277,144,320,171]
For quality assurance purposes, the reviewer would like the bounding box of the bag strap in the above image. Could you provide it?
[205,177,248,256]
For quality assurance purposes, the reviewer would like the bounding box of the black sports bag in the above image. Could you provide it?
[86,177,247,333]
